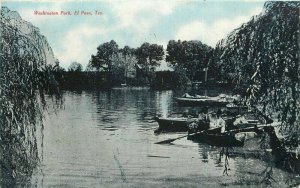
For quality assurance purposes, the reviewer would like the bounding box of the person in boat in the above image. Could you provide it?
[198,112,205,120]
[188,110,210,134]
[198,107,210,121]
[218,117,227,133]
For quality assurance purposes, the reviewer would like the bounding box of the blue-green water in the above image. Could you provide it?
[28,88,299,187]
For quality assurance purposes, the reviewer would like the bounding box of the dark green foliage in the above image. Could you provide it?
[0,7,59,185]
[68,61,83,72]
[166,40,213,81]
[90,40,119,71]
[217,2,300,136]
[120,45,135,57]
[135,42,164,69]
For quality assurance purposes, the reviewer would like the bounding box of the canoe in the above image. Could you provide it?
[154,117,209,133]
[226,104,248,113]
[187,127,244,147]
[175,97,229,107]
[187,121,273,147]
[176,94,238,107]
[232,114,261,130]
[154,117,195,133]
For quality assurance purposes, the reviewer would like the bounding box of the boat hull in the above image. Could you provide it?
[226,106,248,113]
[154,117,209,133]
[175,97,228,107]
[187,132,244,147]
[155,118,191,133]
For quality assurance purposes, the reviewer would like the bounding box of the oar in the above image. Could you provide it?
[155,130,205,144]
[155,135,189,144]
[155,126,223,144]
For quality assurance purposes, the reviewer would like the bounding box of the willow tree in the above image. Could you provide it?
[217,2,300,138]
[0,8,57,185]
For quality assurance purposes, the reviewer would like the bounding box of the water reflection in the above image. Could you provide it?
[12,88,299,187]
[195,142,300,187]
[156,90,173,118]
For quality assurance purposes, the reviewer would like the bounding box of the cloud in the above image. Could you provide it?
[111,0,180,27]
[175,7,263,47]
[13,1,264,69]
[110,0,182,35]
[55,24,108,69]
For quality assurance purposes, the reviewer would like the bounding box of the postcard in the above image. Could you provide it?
[1,0,299,187]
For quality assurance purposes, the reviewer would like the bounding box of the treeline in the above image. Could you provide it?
[54,40,219,89]
[53,41,165,89]
[54,1,300,104]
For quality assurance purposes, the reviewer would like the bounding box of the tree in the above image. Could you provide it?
[217,2,300,138]
[1,6,59,185]
[68,61,83,72]
[135,42,164,71]
[89,40,119,71]
[109,46,137,84]
[119,46,137,77]
[121,45,135,58]
[166,40,213,81]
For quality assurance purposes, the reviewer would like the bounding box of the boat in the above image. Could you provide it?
[226,103,248,113]
[175,94,237,107]
[221,115,237,126]
[186,119,268,147]
[231,113,261,130]
[187,118,210,133]
[154,117,209,133]
[187,128,244,147]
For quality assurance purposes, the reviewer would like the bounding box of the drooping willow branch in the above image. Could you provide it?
[216,2,300,136]
[0,8,57,184]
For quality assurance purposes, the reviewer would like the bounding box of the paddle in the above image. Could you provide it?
[155,130,206,144]
[155,135,189,144]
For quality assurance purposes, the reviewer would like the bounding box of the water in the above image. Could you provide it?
[30,88,299,187]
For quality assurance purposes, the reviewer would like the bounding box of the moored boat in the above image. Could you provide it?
[154,117,210,133]
[226,103,248,113]
[175,94,238,107]
[187,129,244,147]
[186,121,277,147]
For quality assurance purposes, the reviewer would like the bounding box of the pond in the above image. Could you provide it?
[28,88,299,187]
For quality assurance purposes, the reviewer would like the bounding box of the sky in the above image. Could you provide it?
[3,0,266,69]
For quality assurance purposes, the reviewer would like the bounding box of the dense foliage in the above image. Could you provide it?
[87,41,164,85]
[217,2,300,136]
[0,8,58,185]
[68,61,83,72]
[110,46,137,84]
[89,40,119,71]
[135,42,164,70]
[166,40,213,81]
